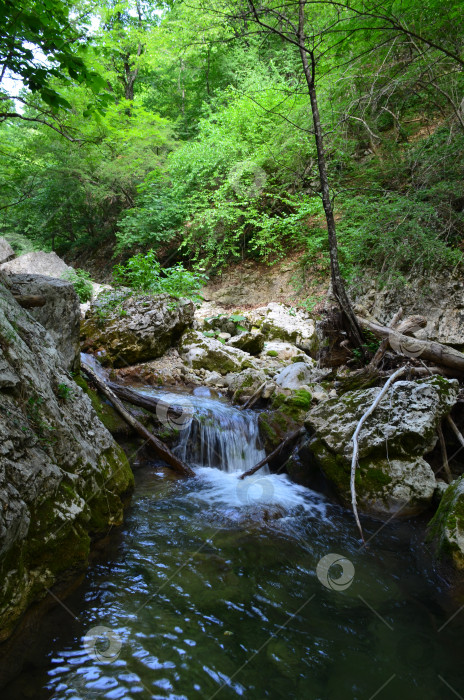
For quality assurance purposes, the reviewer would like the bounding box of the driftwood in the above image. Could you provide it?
[106,381,183,419]
[368,308,403,370]
[82,364,195,477]
[350,366,408,542]
[446,415,464,449]
[358,316,464,374]
[13,294,46,308]
[437,424,452,484]
[239,428,305,480]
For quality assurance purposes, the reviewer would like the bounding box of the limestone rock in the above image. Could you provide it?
[428,477,464,574]
[0,282,133,641]
[245,302,318,355]
[274,362,316,390]
[227,330,265,355]
[81,293,195,367]
[260,340,302,361]
[179,330,255,375]
[0,239,15,265]
[305,377,458,518]
[227,368,267,403]
[7,274,80,371]
[1,251,73,278]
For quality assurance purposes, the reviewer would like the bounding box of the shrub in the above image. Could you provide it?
[62,268,93,303]
[113,251,208,303]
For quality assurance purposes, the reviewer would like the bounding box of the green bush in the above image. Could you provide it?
[113,250,208,303]
[61,268,93,303]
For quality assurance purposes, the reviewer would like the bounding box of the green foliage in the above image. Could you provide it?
[56,383,73,401]
[61,269,93,303]
[113,251,208,302]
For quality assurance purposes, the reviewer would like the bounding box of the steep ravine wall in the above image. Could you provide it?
[0,276,134,642]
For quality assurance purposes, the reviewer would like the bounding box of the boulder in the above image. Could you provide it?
[428,477,464,575]
[274,362,316,390]
[261,340,301,361]
[0,282,133,641]
[81,293,195,367]
[245,303,318,355]
[179,330,255,375]
[1,251,72,278]
[305,377,458,518]
[227,368,267,403]
[227,330,265,355]
[7,274,80,371]
[258,389,312,455]
[0,238,15,265]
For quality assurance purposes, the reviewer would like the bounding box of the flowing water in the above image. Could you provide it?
[2,385,464,699]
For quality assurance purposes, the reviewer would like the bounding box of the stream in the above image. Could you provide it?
[2,383,464,699]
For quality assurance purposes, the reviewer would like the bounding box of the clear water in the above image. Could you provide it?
[2,388,464,699]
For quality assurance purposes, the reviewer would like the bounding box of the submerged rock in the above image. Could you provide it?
[0,282,134,641]
[305,377,458,518]
[179,330,255,375]
[81,293,195,366]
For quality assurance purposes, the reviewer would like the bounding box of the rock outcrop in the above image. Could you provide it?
[81,293,195,367]
[0,281,133,641]
[0,239,15,265]
[305,377,458,518]
[7,274,80,371]
[0,251,73,278]
[179,330,255,375]
[428,476,464,575]
[353,273,464,347]
[245,303,319,355]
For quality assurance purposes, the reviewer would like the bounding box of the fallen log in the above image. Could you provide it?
[107,381,183,420]
[358,317,464,374]
[82,363,195,477]
[239,428,305,480]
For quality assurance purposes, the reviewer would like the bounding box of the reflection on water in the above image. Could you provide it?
[1,389,464,699]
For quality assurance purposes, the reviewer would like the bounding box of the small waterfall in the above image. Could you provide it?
[175,397,267,473]
[136,387,267,473]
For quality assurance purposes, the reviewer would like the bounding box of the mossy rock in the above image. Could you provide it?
[428,477,464,571]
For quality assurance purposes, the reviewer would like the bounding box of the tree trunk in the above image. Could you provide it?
[82,364,195,477]
[296,0,365,353]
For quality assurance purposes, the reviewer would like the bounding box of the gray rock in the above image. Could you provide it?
[0,239,15,265]
[179,330,255,375]
[227,330,265,355]
[7,274,80,371]
[1,250,73,278]
[428,476,464,575]
[245,303,318,355]
[0,282,133,641]
[227,368,267,403]
[82,293,195,367]
[305,377,458,518]
[274,362,316,390]
[353,273,464,346]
